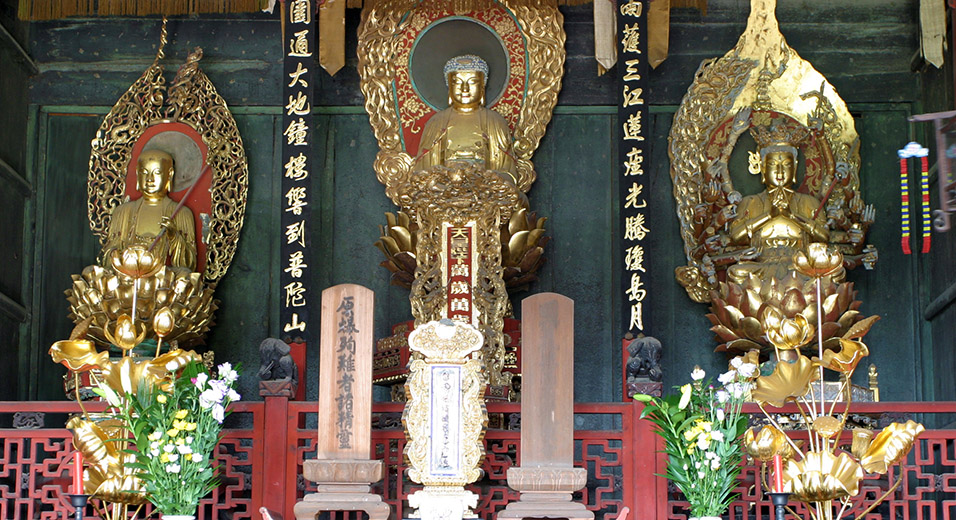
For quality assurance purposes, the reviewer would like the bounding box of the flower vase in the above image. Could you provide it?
[689,516,722,520]
[161,514,196,520]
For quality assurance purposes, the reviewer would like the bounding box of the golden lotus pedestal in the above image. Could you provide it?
[396,164,523,397]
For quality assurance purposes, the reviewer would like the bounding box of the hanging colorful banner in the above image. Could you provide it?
[898,141,931,255]
[281,0,315,342]
[618,0,650,338]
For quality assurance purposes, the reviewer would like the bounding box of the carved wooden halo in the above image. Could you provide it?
[358,0,565,202]
[88,40,248,284]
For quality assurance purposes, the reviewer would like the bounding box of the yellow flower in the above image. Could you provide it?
[173,419,187,430]
[185,422,197,431]
[175,410,188,420]
[160,453,170,463]
[147,431,162,441]
[678,384,692,409]
[175,437,185,446]
[167,428,180,438]
[157,394,167,404]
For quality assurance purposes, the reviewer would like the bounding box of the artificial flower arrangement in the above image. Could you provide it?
[634,356,757,519]
[102,358,241,517]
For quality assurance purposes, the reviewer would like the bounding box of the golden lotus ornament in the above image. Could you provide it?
[814,338,870,373]
[766,313,815,351]
[783,451,864,503]
[860,420,925,474]
[110,246,164,280]
[49,339,108,372]
[744,425,797,463]
[67,415,148,505]
[751,353,819,408]
[793,243,845,279]
[103,314,146,351]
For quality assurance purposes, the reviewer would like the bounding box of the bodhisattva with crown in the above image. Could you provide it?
[726,133,838,285]
[101,149,198,271]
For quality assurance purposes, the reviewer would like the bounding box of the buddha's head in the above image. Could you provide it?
[136,149,175,199]
[444,55,488,110]
[759,144,797,189]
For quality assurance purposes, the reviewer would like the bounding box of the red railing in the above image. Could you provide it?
[1,400,954,520]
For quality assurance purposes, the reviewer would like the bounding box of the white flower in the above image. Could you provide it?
[192,453,203,463]
[227,389,241,402]
[726,382,752,399]
[150,449,160,457]
[711,430,725,442]
[716,408,725,422]
[682,464,689,470]
[194,372,208,389]
[730,357,743,369]
[718,370,736,385]
[150,441,160,451]
[218,362,238,384]
[212,403,225,423]
[167,453,179,462]
[185,436,194,444]
[716,390,729,403]
[166,463,181,473]
[163,444,175,453]
[165,361,178,371]
[698,471,706,479]
[690,366,705,381]
[176,444,193,455]
[710,459,721,470]
[737,362,758,378]
[200,388,222,409]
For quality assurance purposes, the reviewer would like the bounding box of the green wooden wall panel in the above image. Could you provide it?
[530,113,616,402]
[33,114,102,400]
[202,113,279,403]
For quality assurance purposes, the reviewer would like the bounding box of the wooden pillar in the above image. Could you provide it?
[498,293,592,520]
[293,284,389,520]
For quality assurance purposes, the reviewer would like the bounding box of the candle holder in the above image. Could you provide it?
[67,494,90,520]
[768,492,790,520]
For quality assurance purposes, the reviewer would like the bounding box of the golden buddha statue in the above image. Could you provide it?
[726,142,830,284]
[414,55,517,183]
[101,149,198,271]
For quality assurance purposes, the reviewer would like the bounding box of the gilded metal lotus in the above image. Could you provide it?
[707,272,865,355]
[153,306,175,338]
[783,451,863,503]
[67,415,147,505]
[49,339,109,372]
[99,357,159,396]
[744,425,797,462]
[851,428,874,459]
[751,353,819,407]
[66,264,217,348]
[375,209,549,291]
[811,416,842,439]
[860,420,925,474]
[146,348,202,380]
[766,313,814,350]
[814,338,870,374]
[103,314,146,351]
[110,245,164,279]
[793,242,845,279]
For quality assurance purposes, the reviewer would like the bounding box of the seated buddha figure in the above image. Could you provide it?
[727,142,829,284]
[101,149,198,271]
[413,55,517,184]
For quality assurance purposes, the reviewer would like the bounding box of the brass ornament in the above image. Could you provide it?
[67,415,148,505]
[668,0,875,305]
[744,425,796,463]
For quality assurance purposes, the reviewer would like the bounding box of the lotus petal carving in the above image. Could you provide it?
[751,353,819,408]
[860,420,925,474]
[783,451,863,503]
